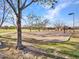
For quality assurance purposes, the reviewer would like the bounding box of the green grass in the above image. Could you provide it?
[0,29,40,33]
[36,38,79,59]
[59,50,79,58]
[0,29,16,33]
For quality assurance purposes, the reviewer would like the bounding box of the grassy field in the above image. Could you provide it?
[0,29,44,33]
[36,37,79,59]
[0,29,17,34]
[0,29,79,59]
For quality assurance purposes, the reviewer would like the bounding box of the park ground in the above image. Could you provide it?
[0,29,79,59]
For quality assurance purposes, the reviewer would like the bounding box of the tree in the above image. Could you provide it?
[42,19,49,30]
[27,12,37,32]
[53,20,65,31]
[35,18,49,31]
[6,0,57,49]
[0,0,10,27]
[27,13,49,32]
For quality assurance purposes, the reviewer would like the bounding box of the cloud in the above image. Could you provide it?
[44,1,72,20]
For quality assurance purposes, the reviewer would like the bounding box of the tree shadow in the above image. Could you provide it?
[58,48,79,58]
[0,41,7,49]
[21,46,66,59]
[23,37,70,45]
[0,35,16,41]
[62,42,79,49]
[25,31,71,37]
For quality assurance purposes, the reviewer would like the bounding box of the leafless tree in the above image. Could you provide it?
[0,0,10,27]
[27,12,36,32]
[6,0,57,49]
[42,19,49,30]
[35,18,49,31]
[53,20,65,31]
[27,13,49,32]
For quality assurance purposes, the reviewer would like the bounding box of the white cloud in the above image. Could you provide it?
[44,1,72,20]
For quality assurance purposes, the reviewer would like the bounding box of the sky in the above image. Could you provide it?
[3,0,79,27]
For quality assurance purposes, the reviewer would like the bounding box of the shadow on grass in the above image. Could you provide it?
[61,42,79,49]
[21,46,66,59]
[58,49,79,58]
[0,41,7,49]
[45,41,79,58]
[0,35,67,59]
[23,37,70,45]
[1,35,79,50]
[0,35,16,41]
[0,34,79,58]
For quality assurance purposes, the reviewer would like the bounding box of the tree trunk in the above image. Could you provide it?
[16,0,23,49]
[16,14,23,49]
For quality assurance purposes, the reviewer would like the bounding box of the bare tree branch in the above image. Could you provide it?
[21,0,27,10]
[0,0,10,27]
[21,0,34,10]
[6,0,17,16]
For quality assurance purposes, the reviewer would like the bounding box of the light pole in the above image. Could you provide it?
[68,12,75,33]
